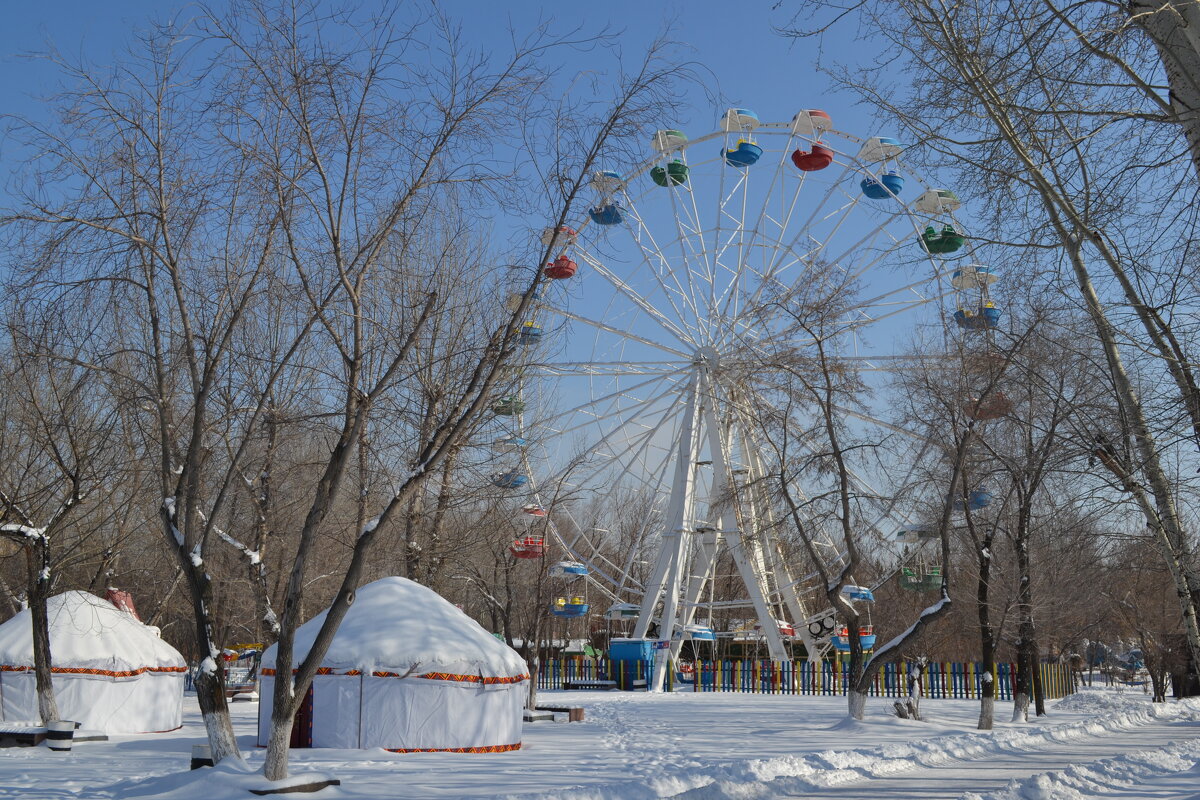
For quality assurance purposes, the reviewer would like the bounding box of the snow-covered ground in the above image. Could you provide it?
[1,687,1198,799]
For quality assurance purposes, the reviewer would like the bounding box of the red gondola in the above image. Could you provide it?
[509,535,545,559]
[544,256,578,280]
[791,143,835,171]
[964,391,1012,421]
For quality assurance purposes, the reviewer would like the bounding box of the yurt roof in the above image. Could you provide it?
[262,577,528,679]
[0,591,185,673]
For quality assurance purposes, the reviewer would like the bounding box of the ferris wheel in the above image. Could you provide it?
[490,108,981,691]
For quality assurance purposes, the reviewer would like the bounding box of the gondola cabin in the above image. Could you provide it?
[492,436,527,452]
[544,255,578,280]
[605,602,640,620]
[518,322,543,344]
[652,129,688,153]
[831,626,876,652]
[521,504,547,517]
[549,561,588,578]
[591,170,622,194]
[721,108,761,131]
[954,487,993,511]
[792,143,835,171]
[900,566,943,592]
[790,109,833,136]
[509,535,545,559]
[895,526,937,545]
[920,224,966,255]
[841,585,875,602]
[723,139,763,167]
[856,136,903,163]
[964,392,1012,420]
[589,202,624,226]
[915,188,962,214]
[861,170,904,199]
[492,471,528,489]
[753,618,795,637]
[492,397,525,416]
[651,159,690,186]
[950,265,998,290]
[953,302,1001,330]
[541,225,577,248]
[552,597,589,617]
[685,624,716,641]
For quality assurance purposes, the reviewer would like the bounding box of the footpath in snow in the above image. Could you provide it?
[0,686,1198,798]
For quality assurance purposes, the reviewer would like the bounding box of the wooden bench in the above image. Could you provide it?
[535,705,585,722]
[0,725,45,748]
[562,679,617,691]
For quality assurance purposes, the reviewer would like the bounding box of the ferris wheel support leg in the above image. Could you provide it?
[632,375,702,695]
[704,404,788,662]
[741,428,820,659]
[671,526,720,666]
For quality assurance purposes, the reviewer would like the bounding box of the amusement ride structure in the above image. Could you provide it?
[485,108,1000,691]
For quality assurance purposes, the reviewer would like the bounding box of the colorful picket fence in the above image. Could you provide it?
[537,658,1075,700]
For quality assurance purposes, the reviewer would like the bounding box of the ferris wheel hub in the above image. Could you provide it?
[693,346,721,371]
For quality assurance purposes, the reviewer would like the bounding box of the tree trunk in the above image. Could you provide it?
[977,538,996,730]
[1032,639,1046,716]
[27,541,58,723]
[1130,0,1200,181]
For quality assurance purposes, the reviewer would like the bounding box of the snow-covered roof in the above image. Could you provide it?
[262,577,528,679]
[0,591,185,673]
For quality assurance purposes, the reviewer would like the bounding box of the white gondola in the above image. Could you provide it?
[651,129,688,153]
[540,225,577,248]
[683,624,716,641]
[914,188,962,214]
[895,526,938,545]
[790,108,834,136]
[605,602,640,621]
[590,170,622,195]
[857,135,903,163]
[720,107,760,132]
[950,264,998,290]
[549,560,588,578]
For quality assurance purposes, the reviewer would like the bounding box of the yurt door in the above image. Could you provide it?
[289,686,314,748]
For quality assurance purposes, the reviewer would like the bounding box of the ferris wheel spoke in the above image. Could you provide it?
[520,360,687,378]
[575,249,697,348]
[617,197,707,334]
[543,375,686,456]
[535,302,691,359]
[536,370,688,433]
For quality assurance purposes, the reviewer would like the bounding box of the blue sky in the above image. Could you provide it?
[0,1,878,149]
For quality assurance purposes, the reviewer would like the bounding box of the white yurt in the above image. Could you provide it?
[258,577,528,752]
[0,591,186,733]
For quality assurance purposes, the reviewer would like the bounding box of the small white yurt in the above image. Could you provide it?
[258,577,528,752]
[0,591,186,733]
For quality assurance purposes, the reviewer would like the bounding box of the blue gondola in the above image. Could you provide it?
[552,597,589,617]
[684,624,716,641]
[841,585,875,602]
[549,560,589,578]
[831,627,877,652]
[491,472,528,489]
[492,436,527,451]
[954,487,993,511]
[954,304,1002,330]
[861,170,904,199]
[722,140,763,167]
[589,203,624,225]
[519,322,543,345]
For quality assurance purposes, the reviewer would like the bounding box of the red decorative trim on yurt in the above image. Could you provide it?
[260,667,528,684]
[1,665,186,678]
[385,742,522,754]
